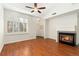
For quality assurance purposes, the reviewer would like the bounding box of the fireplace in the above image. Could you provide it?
[58,31,76,46]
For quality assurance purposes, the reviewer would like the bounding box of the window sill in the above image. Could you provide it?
[5,32,29,35]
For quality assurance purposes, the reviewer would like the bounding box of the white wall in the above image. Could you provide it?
[46,12,77,42]
[0,5,4,52]
[4,9,37,44]
[44,19,49,38]
[76,13,79,45]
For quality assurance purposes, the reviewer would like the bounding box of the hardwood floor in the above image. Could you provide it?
[0,38,79,56]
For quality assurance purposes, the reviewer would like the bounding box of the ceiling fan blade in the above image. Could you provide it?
[31,10,34,13]
[34,3,37,7]
[38,10,41,13]
[25,6,33,9]
[38,7,46,9]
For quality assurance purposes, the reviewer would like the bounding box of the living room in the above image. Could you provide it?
[0,2,79,56]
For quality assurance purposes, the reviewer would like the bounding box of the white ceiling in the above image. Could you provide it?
[2,3,79,19]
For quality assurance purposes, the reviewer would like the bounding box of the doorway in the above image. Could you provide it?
[36,19,44,39]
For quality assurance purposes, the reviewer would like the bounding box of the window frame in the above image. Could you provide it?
[5,18,28,35]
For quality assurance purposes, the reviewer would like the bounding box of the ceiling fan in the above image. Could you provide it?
[25,3,46,13]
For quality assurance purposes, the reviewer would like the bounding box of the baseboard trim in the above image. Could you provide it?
[0,44,4,53]
[4,37,36,45]
[45,37,56,41]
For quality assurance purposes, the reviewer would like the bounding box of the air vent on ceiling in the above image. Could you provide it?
[52,12,56,15]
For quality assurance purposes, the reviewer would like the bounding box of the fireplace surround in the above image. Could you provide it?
[58,31,76,46]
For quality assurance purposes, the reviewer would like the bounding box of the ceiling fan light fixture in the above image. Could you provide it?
[34,8,38,11]
[25,3,46,13]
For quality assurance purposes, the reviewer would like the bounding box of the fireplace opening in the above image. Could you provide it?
[58,31,76,46]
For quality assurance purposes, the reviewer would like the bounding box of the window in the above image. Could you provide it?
[7,18,28,34]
